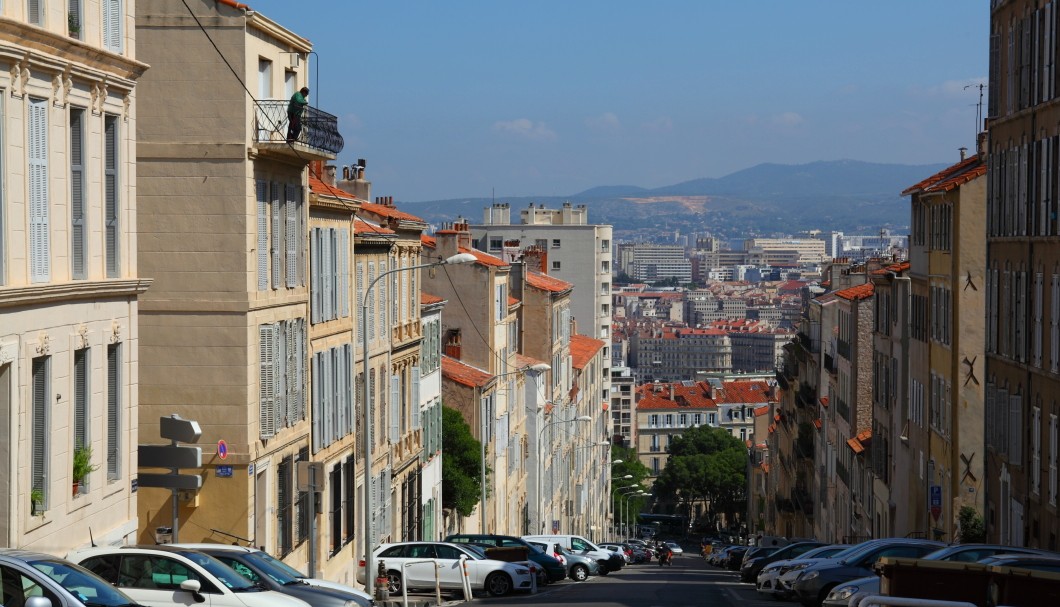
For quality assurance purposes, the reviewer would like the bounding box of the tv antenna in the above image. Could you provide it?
[965,82,985,137]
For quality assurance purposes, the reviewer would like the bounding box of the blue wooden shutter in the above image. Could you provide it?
[104,115,119,277]
[70,109,86,279]
[28,98,49,282]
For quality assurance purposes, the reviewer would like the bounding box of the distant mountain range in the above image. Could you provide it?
[399,160,950,240]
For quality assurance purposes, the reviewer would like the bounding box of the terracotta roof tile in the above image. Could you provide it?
[834,282,874,301]
[902,156,986,196]
[526,271,573,293]
[570,334,606,370]
[421,293,445,305]
[359,201,425,223]
[354,219,395,235]
[309,176,358,202]
[508,296,520,307]
[871,261,911,275]
[442,356,494,388]
[753,405,770,417]
[846,437,865,454]
[420,234,509,268]
[515,353,548,369]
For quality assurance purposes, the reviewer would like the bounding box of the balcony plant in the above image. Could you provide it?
[30,488,44,515]
[68,12,80,37]
[72,445,98,495]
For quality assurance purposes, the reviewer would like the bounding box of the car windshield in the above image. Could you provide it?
[240,553,300,585]
[174,551,256,590]
[462,545,488,560]
[801,545,846,559]
[29,558,136,607]
[835,542,886,564]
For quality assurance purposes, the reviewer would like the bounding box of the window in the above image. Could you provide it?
[343,458,356,543]
[693,413,702,426]
[31,356,50,509]
[311,228,349,324]
[28,0,43,25]
[258,59,273,99]
[103,0,122,52]
[277,455,293,556]
[489,238,502,251]
[678,413,687,427]
[28,97,49,283]
[552,261,561,271]
[296,447,309,545]
[74,348,89,451]
[104,115,119,277]
[649,414,658,428]
[600,239,610,251]
[284,70,296,98]
[259,319,306,440]
[650,434,659,452]
[330,463,342,554]
[1033,406,1042,495]
[1050,413,1057,506]
[71,108,86,279]
[312,343,352,452]
[494,283,507,322]
[664,414,673,427]
[552,239,561,249]
[106,344,121,480]
[256,180,268,290]
[651,457,659,475]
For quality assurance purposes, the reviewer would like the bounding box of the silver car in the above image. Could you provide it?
[528,540,601,581]
[0,549,141,607]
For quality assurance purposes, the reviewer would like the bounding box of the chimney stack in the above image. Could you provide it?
[324,164,337,186]
[959,147,968,161]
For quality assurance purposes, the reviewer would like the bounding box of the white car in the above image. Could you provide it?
[356,541,532,597]
[598,544,630,563]
[68,545,309,607]
[756,545,849,599]
[665,542,684,555]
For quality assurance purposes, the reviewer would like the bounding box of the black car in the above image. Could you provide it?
[741,541,825,582]
[444,534,566,583]
[725,546,749,570]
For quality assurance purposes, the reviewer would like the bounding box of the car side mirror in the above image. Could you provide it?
[25,597,52,607]
[179,579,205,603]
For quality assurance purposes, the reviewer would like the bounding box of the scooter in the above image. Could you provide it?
[658,549,673,567]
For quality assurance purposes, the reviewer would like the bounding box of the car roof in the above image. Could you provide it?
[171,544,257,554]
[0,549,66,562]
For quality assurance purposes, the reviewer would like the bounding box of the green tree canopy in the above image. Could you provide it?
[610,444,652,527]
[442,406,487,517]
[653,425,748,529]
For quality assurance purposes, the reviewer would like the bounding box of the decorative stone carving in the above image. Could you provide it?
[0,342,16,366]
[35,333,51,356]
[110,322,122,344]
[76,325,90,350]
[123,93,131,119]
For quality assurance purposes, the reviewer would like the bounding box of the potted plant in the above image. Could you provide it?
[68,12,80,37]
[30,488,44,515]
[72,445,98,495]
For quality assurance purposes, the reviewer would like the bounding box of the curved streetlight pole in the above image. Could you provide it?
[362,252,475,596]
[626,491,648,539]
[572,440,610,540]
[537,414,590,534]
[614,484,641,540]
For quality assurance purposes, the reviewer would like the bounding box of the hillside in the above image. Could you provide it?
[400,160,950,239]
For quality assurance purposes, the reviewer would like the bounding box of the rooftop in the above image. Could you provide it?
[570,334,606,370]
[442,356,494,388]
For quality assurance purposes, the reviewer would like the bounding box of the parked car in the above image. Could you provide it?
[444,534,566,583]
[527,540,600,581]
[172,544,373,607]
[724,546,750,570]
[709,545,736,567]
[356,541,531,597]
[69,545,309,607]
[757,544,850,599]
[741,541,826,582]
[0,549,141,607]
[790,538,945,607]
[523,534,624,574]
[977,553,1060,571]
[822,544,1056,607]
[598,543,631,564]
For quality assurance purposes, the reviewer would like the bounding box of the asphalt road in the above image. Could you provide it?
[472,554,779,607]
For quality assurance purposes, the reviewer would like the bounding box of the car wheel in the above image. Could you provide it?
[535,569,548,587]
[386,571,402,595]
[570,564,589,582]
[598,562,610,576]
[485,572,512,597]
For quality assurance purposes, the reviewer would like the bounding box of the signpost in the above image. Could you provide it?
[298,461,324,577]
[930,485,942,521]
[138,415,203,542]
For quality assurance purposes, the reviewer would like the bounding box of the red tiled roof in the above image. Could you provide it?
[359,201,425,223]
[871,261,911,276]
[526,271,573,293]
[420,234,509,268]
[354,219,395,235]
[508,296,520,307]
[570,334,606,370]
[753,405,770,417]
[778,280,808,292]
[218,0,249,9]
[635,379,773,410]
[309,176,358,201]
[834,282,874,301]
[421,293,444,305]
[442,356,494,388]
[715,380,774,404]
[515,353,548,369]
[902,156,986,196]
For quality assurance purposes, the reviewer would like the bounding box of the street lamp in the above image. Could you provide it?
[480,362,550,534]
[613,484,640,539]
[537,414,591,534]
[626,491,648,538]
[362,251,475,596]
[573,440,610,539]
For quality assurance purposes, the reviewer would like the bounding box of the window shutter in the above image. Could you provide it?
[31,357,48,504]
[71,109,86,279]
[28,98,50,283]
[356,263,365,342]
[107,344,121,479]
[322,229,333,320]
[312,353,321,453]
[310,229,320,323]
[274,322,287,432]
[297,319,307,421]
[390,375,400,443]
[287,320,298,428]
[104,0,122,52]
[324,349,334,446]
[368,263,376,341]
[272,183,283,289]
[257,181,269,291]
[104,116,119,277]
[340,230,350,317]
[74,349,88,449]
[369,473,378,545]
[411,367,421,430]
[286,185,298,288]
[344,344,353,435]
[1010,393,1023,465]
[259,325,276,439]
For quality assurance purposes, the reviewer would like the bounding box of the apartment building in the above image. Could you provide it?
[419,293,447,540]
[743,238,829,265]
[135,0,343,571]
[901,152,986,542]
[616,243,692,283]
[610,366,637,448]
[0,0,146,553]
[984,0,1060,550]
[629,327,732,382]
[569,334,608,541]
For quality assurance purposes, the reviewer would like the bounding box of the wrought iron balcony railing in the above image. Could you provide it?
[253,100,344,155]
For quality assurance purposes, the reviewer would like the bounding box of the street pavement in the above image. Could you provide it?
[473,553,778,607]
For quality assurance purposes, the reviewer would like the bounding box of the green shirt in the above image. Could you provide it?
[288,91,308,115]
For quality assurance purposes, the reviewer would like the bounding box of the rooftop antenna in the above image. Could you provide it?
[965,82,985,137]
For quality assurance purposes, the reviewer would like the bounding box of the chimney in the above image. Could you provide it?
[335,157,370,200]
[324,164,337,186]
[669,384,674,401]
[522,246,547,274]
[959,147,967,161]
[978,130,989,159]
[444,330,462,360]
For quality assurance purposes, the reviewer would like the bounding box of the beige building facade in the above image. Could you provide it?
[0,0,147,553]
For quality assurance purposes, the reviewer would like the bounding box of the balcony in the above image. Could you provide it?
[253,100,344,160]
[796,383,816,409]
[791,487,813,516]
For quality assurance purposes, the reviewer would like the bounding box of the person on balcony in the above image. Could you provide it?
[286,87,309,142]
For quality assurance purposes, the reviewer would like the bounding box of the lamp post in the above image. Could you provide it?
[479,362,550,534]
[608,459,624,539]
[537,414,591,534]
[626,491,648,538]
[361,251,475,596]
[613,484,640,539]
[572,440,610,539]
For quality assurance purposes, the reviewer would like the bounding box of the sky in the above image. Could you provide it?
[240,1,988,202]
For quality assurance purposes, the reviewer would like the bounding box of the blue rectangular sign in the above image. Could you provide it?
[930,485,942,507]
[217,465,233,478]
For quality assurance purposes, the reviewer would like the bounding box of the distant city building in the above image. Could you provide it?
[826,230,908,262]
[743,237,829,265]
[617,243,693,283]
[610,366,637,448]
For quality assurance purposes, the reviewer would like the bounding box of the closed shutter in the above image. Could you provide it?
[369,473,378,545]
[311,353,321,453]
[390,375,400,443]
[343,458,355,541]
[297,319,306,421]
[31,357,48,504]
[274,322,288,431]
[411,367,421,430]
[104,0,122,52]
[71,109,86,279]
[74,349,88,449]
[322,229,332,320]
[368,263,376,340]
[310,229,320,323]
[257,181,269,290]
[271,183,282,289]
[107,344,120,480]
[286,185,298,288]
[344,344,353,435]
[28,98,49,282]
[356,263,364,342]
[383,468,393,540]
[368,371,375,447]
[379,261,388,335]
[323,348,333,445]
[104,116,119,277]
[331,229,340,319]
[340,230,349,317]
[28,0,42,24]
[286,321,298,427]
[259,325,277,439]
[1011,394,1024,465]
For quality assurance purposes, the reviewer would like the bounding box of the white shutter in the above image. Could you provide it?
[368,263,376,341]
[297,319,306,421]
[286,320,298,427]
[340,230,350,318]
[310,229,319,323]
[260,325,277,439]
[312,353,321,452]
[322,229,333,321]
[411,367,421,429]
[323,348,333,445]
[104,0,123,53]
[274,322,287,432]
[257,181,269,290]
[390,375,400,443]
[286,185,298,288]
[104,116,119,277]
[344,344,353,435]
[272,184,282,289]
[28,98,49,283]
[71,109,86,279]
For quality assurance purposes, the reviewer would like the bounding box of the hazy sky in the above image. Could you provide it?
[239,1,987,202]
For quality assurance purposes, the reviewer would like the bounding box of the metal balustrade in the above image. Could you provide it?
[253,100,344,154]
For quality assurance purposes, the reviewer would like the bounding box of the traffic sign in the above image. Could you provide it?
[139,445,202,469]
[930,485,942,521]
[160,415,202,444]
[217,465,233,478]
[138,473,203,490]
[217,440,228,460]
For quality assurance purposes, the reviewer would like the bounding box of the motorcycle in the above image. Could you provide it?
[658,548,673,567]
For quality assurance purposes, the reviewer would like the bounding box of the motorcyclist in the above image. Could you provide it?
[657,542,673,566]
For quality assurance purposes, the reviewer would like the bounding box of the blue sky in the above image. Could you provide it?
[243,1,987,202]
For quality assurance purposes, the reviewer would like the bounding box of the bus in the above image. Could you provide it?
[635,513,689,539]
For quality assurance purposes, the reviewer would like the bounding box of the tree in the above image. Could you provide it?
[442,406,488,517]
[610,444,652,529]
[957,505,986,543]
[652,425,747,531]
